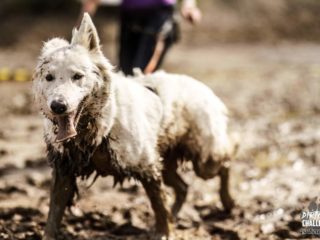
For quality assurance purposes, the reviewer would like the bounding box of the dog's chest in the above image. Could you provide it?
[76,137,132,183]
[91,143,118,177]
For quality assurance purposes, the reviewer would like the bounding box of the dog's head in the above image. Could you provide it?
[33,13,112,143]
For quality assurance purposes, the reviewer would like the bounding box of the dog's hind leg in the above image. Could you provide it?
[141,176,171,237]
[218,165,234,213]
[44,168,76,240]
[192,156,234,213]
[162,158,188,218]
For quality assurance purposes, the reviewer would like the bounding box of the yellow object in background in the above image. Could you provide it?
[0,68,11,81]
[0,67,32,82]
[14,68,30,82]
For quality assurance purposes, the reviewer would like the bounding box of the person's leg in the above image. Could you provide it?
[132,8,174,73]
[154,35,174,70]
[132,32,156,73]
[119,13,140,75]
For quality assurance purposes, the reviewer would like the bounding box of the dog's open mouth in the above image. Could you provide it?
[55,98,87,143]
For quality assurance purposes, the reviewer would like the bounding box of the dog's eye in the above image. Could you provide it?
[45,74,54,82]
[72,73,83,81]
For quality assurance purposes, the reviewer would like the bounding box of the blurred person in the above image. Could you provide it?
[79,0,201,75]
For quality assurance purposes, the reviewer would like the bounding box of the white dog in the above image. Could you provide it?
[33,13,234,240]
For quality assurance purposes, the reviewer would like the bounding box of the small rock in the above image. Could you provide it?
[261,223,275,234]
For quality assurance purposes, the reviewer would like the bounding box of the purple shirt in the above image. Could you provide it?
[122,0,176,10]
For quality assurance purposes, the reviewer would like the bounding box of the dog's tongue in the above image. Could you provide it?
[55,113,77,142]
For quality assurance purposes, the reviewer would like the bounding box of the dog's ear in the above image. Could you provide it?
[42,38,69,56]
[71,13,100,53]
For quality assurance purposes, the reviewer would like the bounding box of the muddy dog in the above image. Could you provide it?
[33,13,234,239]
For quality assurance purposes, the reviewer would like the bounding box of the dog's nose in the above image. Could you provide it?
[50,100,67,114]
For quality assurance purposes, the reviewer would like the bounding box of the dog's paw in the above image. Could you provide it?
[149,233,172,240]
[42,235,55,240]
[223,198,236,214]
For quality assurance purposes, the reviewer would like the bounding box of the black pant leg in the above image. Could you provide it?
[120,7,175,75]
[119,14,141,75]
[131,32,157,72]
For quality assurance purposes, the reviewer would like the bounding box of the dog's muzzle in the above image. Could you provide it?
[50,99,68,115]
[53,97,88,143]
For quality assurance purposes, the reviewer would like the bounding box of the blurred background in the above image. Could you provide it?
[1,0,320,69]
[0,1,319,239]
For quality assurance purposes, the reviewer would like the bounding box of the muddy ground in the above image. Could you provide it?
[0,43,320,239]
[0,32,320,240]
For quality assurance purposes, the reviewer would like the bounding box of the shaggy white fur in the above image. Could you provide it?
[134,71,233,177]
[33,14,163,170]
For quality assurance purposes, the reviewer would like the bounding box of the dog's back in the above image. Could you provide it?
[136,71,231,156]
[136,71,233,177]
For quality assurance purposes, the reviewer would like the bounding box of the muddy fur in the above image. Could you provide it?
[133,70,236,216]
[47,116,161,185]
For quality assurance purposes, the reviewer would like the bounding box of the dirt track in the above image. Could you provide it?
[0,43,319,239]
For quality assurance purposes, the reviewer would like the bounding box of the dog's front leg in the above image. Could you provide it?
[44,168,76,240]
[141,177,172,238]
